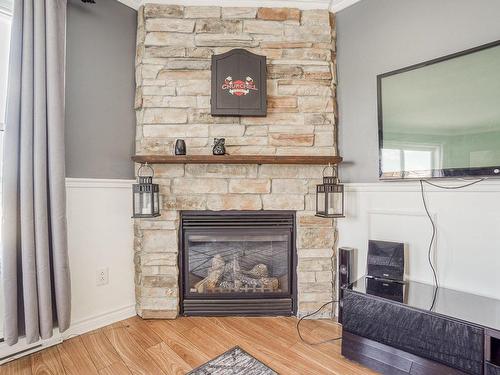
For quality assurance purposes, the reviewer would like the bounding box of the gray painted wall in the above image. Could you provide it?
[336,0,500,182]
[65,0,136,179]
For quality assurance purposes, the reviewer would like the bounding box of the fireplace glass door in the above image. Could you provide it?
[185,230,291,297]
[180,211,296,316]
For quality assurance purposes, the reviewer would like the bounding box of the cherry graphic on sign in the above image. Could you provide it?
[221,76,258,96]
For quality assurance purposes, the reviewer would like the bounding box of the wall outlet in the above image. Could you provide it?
[96,268,109,286]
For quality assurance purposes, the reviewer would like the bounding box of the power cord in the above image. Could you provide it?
[297,177,485,342]
[296,234,342,345]
[419,178,485,310]
[296,300,342,345]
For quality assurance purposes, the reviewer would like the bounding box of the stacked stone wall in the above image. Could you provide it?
[134,4,337,319]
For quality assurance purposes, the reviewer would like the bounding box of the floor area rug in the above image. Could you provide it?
[187,346,278,375]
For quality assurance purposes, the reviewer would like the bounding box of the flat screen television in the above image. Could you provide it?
[378,40,500,179]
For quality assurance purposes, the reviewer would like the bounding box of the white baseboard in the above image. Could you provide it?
[0,305,136,364]
[62,304,137,340]
[0,330,62,365]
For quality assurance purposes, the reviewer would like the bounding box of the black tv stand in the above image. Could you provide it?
[341,277,500,375]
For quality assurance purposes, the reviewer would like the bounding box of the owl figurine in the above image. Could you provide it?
[212,138,226,155]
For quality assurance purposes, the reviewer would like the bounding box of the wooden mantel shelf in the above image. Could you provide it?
[132,155,342,165]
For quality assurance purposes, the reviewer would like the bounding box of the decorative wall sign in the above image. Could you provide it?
[211,49,267,116]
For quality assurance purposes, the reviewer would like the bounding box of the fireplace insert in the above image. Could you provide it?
[179,211,297,316]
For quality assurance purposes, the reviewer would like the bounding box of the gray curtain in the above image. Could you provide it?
[2,0,70,345]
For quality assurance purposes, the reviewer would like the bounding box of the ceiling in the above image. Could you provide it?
[117,0,362,12]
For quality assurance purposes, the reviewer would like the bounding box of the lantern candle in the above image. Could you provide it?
[315,164,345,218]
[132,163,161,218]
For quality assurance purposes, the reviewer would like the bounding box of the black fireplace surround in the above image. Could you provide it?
[179,211,297,316]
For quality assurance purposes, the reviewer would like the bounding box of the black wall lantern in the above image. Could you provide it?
[316,165,345,218]
[132,163,160,218]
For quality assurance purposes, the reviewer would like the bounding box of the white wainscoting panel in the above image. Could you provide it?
[337,180,500,300]
[367,209,437,285]
[0,179,136,363]
[65,178,136,334]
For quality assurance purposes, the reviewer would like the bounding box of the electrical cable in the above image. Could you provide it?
[419,180,439,310]
[296,300,342,345]
[422,178,485,190]
[419,178,485,310]
[297,178,485,343]
[297,233,342,345]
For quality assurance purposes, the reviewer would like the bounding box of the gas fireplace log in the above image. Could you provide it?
[194,254,225,293]
[193,254,280,293]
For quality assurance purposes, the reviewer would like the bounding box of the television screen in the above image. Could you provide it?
[378,41,500,179]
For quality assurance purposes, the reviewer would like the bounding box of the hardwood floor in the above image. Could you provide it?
[0,316,377,375]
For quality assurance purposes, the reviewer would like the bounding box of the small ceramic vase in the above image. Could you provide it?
[174,139,186,155]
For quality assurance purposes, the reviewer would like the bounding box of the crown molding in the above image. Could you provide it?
[116,0,363,12]
[329,0,362,12]
[116,0,142,9]
[0,0,12,16]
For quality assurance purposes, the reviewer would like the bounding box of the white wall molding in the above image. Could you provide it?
[329,0,362,12]
[116,0,362,12]
[66,177,134,189]
[0,0,12,16]
[344,179,500,193]
[116,0,142,10]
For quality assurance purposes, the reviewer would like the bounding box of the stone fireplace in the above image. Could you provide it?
[133,4,338,319]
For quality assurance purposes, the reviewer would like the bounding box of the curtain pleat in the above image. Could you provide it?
[2,0,70,346]
[33,0,53,341]
[2,0,23,345]
[46,0,71,334]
